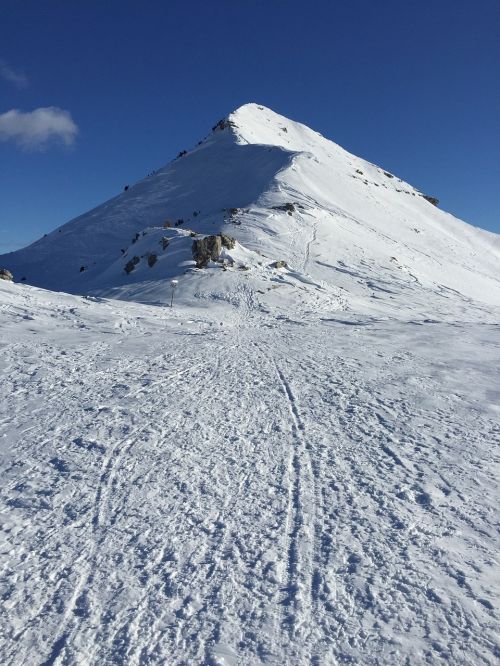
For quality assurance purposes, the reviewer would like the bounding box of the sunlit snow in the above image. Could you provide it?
[1,104,499,665]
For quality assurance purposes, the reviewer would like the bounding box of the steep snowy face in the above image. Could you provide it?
[1,103,499,313]
[0,132,294,292]
[221,103,500,311]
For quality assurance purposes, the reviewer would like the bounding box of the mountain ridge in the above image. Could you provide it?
[2,103,499,313]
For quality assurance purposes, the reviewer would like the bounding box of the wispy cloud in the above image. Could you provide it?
[0,107,78,150]
[0,59,29,89]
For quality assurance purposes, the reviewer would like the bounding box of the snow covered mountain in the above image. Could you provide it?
[1,105,499,665]
[2,103,500,316]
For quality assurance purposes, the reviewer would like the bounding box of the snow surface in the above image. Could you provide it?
[1,104,499,664]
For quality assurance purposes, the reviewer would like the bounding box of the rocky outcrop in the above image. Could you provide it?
[422,194,439,206]
[192,236,222,268]
[0,268,13,281]
[271,260,288,269]
[272,202,303,216]
[192,234,236,268]
[147,254,157,268]
[219,233,236,249]
[124,256,140,274]
[212,118,237,132]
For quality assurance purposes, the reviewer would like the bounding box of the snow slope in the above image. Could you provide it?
[1,105,500,664]
[1,103,499,314]
[0,280,499,665]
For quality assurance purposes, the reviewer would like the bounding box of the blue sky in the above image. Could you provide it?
[1,0,499,252]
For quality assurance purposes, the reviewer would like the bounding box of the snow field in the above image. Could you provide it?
[1,281,498,664]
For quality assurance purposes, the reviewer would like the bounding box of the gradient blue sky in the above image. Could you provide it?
[1,0,499,252]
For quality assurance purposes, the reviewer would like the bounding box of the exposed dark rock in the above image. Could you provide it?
[272,202,297,215]
[356,169,363,175]
[192,235,222,268]
[160,237,170,251]
[212,118,237,132]
[175,219,184,227]
[383,171,394,178]
[124,256,140,274]
[79,266,85,273]
[147,253,157,268]
[131,232,140,244]
[228,207,239,217]
[177,150,187,158]
[219,233,236,249]
[0,268,13,281]
[124,185,129,191]
[422,194,439,206]
[271,260,288,269]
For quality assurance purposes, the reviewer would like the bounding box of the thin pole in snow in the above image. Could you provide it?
[170,279,178,308]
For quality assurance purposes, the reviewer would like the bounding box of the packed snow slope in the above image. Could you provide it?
[0,279,499,665]
[2,103,500,314]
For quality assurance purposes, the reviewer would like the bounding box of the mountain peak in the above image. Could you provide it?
[216,103,331,154]
[1,104,499,312]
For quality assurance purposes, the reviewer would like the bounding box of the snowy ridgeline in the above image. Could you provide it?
[1,103,499,311]
[0,278,499,665]
[1,104,500,664]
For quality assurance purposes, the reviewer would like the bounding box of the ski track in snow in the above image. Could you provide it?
[1,281,499,666]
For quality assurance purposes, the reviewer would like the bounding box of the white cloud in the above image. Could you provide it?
[0,107,78,149]
[0,60,29,89]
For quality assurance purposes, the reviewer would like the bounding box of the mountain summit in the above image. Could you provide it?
[2,103,499,315]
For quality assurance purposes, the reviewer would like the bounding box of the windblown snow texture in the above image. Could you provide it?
[0,104,499,665]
